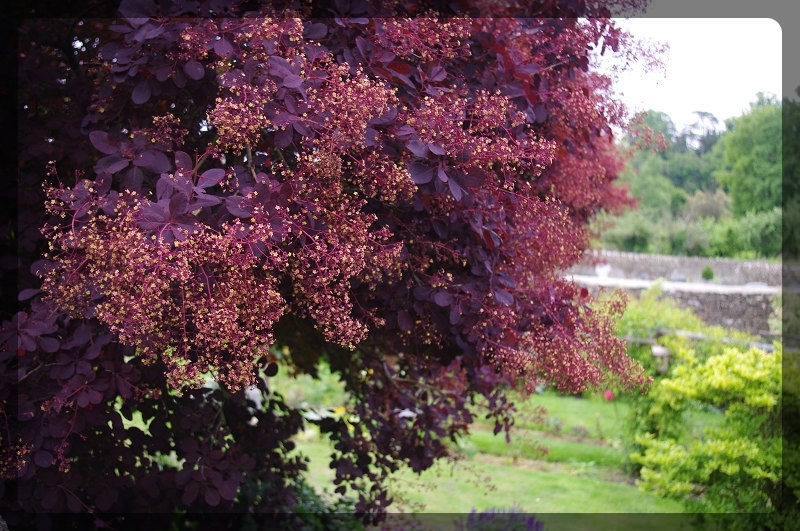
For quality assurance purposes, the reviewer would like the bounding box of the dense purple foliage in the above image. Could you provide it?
[5,0,651,528]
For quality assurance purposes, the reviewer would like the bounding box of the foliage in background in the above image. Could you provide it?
[631,344,784,531]
[782,88,800,259]
[602,285,756,468]
[604,284,796,529]
[712,93,782,217]
[596,96,784,258]
[4,0,655,527]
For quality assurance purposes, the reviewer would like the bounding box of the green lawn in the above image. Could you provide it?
[292,432,685,515]
[289,386,726,527]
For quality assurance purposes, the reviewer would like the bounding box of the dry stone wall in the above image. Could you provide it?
[567,251,782,336]
[570,250,781,285]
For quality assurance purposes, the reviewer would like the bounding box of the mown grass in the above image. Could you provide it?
[292,433,686,515]
[287,378,724,523]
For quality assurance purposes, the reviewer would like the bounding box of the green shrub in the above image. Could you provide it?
[600,284,759,478]
[631,344,783,530]
[701,265,714,281]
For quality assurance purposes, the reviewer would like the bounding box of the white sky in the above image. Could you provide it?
[601,18,785,133]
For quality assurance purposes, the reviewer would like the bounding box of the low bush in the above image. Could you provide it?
[631,343,784,530]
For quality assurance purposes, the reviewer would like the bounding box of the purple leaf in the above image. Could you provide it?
[397,310,413,332]
[408,162,433,184]
[218,479,239,501]
[293,121,311,137]
[175,151,193,172]
[95,154,130,175]
[268,56,293,78]
[181,482,199,505]
[460,167,489,187]
[225,196,253,218]
[448,179,463,201]
[412,285,431,300]
[40,487,61,510]
[18,288,41,301]
[395,124,415,138]
[189,193,222,209]
[87,388,104,404]
[428,143,446,156]
[204,488,221,507]
[143,151,171,173]
[95,172,113,195]
[274,126,293,149]
[116,377,133,399]
[131,79,151,104]
[492,288,514,306]
[132,150,155,167]
[95,488,117,512]
[18,400,36,421]
[304,22,328,40]
[77,391,92,408]
[156,175,172,201]
[65,491,83,513]
[89,131,119,155]
[197,168,225,188]
[407,140,429,158]
[272,112,299,127]
[183,60,205,81]
[38,337,60,353]
[34,450,53,468]
[518,63,541,75]
[437,166,449,183]
[433,291,453,307]
[284,93,297,114]
[282,74,304,89]
[534,103,548,123]
[449,305,462,325]
[355,36,371,61]
[213,38,234,58]
[169,194,189,216]
[153,64,173,81]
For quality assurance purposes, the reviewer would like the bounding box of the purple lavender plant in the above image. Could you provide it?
[458,506,545,531]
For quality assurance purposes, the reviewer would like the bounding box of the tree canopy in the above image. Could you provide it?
[713,93,782,217]
[4,1,653,527]
[598,92,786,259]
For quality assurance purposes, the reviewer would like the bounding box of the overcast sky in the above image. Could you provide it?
[602,17,784,133]
[590,0,799,134]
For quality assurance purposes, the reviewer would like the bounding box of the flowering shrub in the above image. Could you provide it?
[5,0,653,527]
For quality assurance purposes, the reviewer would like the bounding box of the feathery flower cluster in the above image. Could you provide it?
[232,17,305,62]
[400,91,556,177]
[373,17,472,62]
[307,63,396,150]
[285,192,403,349]
[208,82,276,154]
[346,150,416,204]
[39,185,286,392]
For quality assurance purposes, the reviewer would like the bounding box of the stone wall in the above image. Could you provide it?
[573,278,778,336]
[570,250,782,286]
[566,250,783,336]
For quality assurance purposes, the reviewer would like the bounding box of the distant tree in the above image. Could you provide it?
[661,149,715,192]
[625,156,686,216]
[783,88,800,259]
[682,189,731,222]
[713,93,782,216]
[4,0,652,528]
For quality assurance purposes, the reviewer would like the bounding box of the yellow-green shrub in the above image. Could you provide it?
[631,344,784,529]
